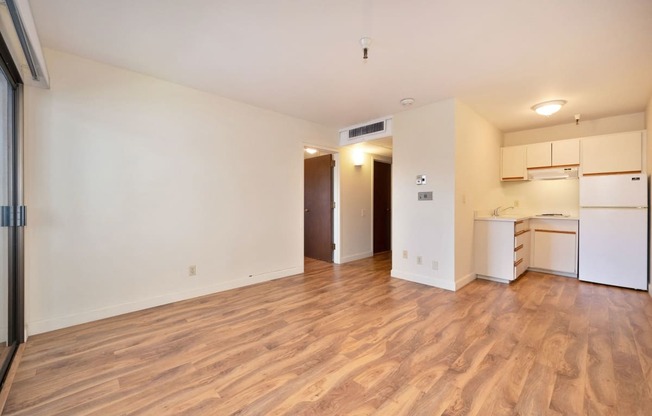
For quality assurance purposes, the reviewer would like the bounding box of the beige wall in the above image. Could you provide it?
[504,113,645,146]
[24,49,338,334]
[391,99,456,290]
[338,146,373,262]
[453,100,504,288]
[646,95,652,296]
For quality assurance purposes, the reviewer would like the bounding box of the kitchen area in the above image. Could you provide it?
[474,130,648,291]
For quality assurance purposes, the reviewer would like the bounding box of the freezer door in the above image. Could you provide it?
[579,174,647,207]
[579,207,648,290]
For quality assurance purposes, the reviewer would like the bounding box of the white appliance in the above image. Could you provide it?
[579,173,648,290]
[528,166,579,180]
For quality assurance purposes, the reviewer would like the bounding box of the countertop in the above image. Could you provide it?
[475,214,579,222]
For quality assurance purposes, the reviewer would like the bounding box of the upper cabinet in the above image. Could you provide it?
[581,132,643,176]
[501,145,526,181]
[526,139,580,169]
[552,139,580,166]
[526,142,551,168]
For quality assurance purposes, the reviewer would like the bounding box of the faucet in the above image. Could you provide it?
[493,206,514,216]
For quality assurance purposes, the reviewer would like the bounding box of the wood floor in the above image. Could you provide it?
[4,253,652,415]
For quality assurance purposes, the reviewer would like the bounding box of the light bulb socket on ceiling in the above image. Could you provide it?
[531,100,567,116]
[360,37,372,60]
[400,97,415,106]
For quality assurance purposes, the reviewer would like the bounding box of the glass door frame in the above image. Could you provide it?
[0,29,24,388]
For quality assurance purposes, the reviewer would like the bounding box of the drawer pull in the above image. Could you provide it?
[534,229,576,235]
[514,229,530,237]
[514,244,523,252]
[515,220,524,225]
[502,176,525,180]
[514,258,523,267]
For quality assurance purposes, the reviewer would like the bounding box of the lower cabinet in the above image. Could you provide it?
[475,217,579,282]
[530,221,578,276]
[474,218,530,283]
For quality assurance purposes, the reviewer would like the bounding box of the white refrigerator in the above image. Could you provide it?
[579,173,648,290]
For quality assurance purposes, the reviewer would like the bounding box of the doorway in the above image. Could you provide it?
[373,160,391,253]
[304,153,334,262]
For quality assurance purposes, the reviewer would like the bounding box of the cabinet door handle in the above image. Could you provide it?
[514,244,523,252]
[514,229,530,237]
[534,229,576,235]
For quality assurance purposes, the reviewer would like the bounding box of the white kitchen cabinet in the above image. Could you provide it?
[526,139,579,169]
[474,218,530,282]
[581,131,643,175]
[526,142,551,168]
[501,145,526,181]
[529,218,579,277]
[552,139,580,166]
[532,231,577,275]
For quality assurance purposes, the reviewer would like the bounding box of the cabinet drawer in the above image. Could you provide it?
[514,229,530,248]
[514,220,529,234]
[514,258,527,278]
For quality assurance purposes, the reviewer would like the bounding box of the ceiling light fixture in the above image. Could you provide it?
[400,97,415,106]
[304,147,318,155]
[360,37,372,60]
[531,100,567,116]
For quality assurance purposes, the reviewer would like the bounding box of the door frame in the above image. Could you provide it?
[302,145,340,264]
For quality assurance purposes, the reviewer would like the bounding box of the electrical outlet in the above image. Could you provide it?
[417,256,422,265]
[402,250,408,259]
[189,265,197,276]
[432,261,439,270]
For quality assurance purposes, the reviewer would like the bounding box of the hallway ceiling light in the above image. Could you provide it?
[304,147,318,154]
[531,100,566,116]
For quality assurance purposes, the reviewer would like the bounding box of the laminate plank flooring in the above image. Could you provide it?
[4,253,652,415]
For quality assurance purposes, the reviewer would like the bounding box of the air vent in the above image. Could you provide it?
[348,121,385,138]
[339,116,392,146]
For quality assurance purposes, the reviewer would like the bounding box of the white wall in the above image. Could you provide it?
[454,101,504,289]
[24,49,337,335]
[338,146,373,263]
[500,180,580,217]
[503,112,645,146]
[646,96,652,297]
[391,99,456,290]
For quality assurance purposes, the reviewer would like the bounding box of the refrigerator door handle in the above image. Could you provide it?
[580,206,647,209]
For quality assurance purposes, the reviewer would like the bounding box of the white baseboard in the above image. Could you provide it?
[339,251,373,264]
[390,269,455,291]
[455,273,476,290]
[27,266,303,336]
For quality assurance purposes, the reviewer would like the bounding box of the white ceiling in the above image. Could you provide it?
[28,0,652,132]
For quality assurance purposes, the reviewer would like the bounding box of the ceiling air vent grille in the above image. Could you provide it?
[348,121,385,138]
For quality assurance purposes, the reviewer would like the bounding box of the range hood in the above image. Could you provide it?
[527,166,578,180]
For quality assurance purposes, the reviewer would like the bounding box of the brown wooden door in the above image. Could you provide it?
[373,160,391,253]
[304,154,333,262]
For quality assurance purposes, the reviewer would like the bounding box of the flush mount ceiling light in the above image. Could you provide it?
[400,97,415,106]
[360,37,372,60]
[531,100,567,116]
[304,147,318,154]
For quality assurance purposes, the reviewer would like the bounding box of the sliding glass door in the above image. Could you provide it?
[0,30,23,388]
